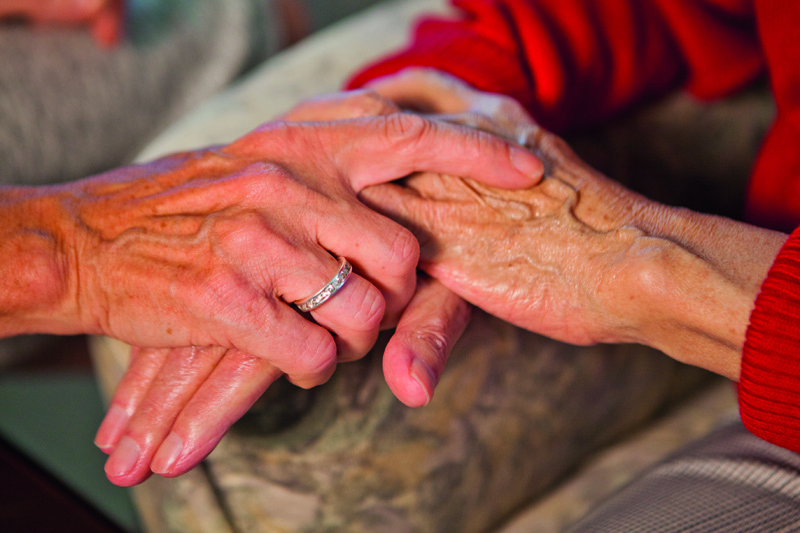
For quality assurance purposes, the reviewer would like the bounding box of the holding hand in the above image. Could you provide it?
[51,113,542,485]
[360,68,787,381]
[88,79,552,487]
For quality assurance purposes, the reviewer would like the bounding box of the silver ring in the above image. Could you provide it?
[294,257,352,312]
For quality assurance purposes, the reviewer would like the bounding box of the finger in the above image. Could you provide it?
[359,181,469,292]
[235,115,543,190]
[180,217,340,387]
[279,251,386,363]
[416,111,530,149]
[366,68,538,148]
[383,276,471,407]
[212,222,381,369]
[94,346,168,453]
[365,67,477,114]
[305,272,385,363]
[233,301,338,389]
[358,182,439,254]
[369,69,536,129]
[318,114,544,191]
[150,352,283,477]
[314,203,420,328]
[104,346,227,486]
[279,89,400,122]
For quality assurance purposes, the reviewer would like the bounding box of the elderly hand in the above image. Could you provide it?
[0,0,124,46]
[89,80,545,487]
[359,70,787,383]
[278,79,540,403]
[43,113,541,486]
[95,273,466,486]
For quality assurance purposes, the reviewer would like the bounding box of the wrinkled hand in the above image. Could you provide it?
[283,73,544,392]
[356,71,643,345]
[362,132,652,347]
[85,112,542,485]
[93,78,542,488]
[96,274,467,486]
[0,0,124,46]
[361,69,786,382]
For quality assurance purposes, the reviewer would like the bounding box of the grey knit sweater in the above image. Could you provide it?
[0,0,283,186]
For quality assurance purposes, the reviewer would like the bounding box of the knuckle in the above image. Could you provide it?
[297,331,337,380]
[229,121,293,154]
[418,328,448,354]
[251,119,293,137]
[387,226,420,274]
[383,113,430,146]
[348,89,396,116]
[352,285,386,331]
[239,162,296,202]
[208,212,261,253]
[412,326,450,367]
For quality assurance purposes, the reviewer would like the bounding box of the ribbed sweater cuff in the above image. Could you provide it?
[739,226,800,453]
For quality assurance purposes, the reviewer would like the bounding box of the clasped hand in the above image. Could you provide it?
[67,113,543,485]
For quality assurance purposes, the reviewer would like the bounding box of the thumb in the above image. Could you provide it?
[325,114,544,192]
[383,276,471,407]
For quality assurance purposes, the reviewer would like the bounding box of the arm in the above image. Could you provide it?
[358,56,800,453]
[349,0,764,132]
[0,186,74,336]
[353,75,800,452]
[362,125,785,381]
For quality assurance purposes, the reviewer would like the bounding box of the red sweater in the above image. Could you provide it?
[349,0,800,453]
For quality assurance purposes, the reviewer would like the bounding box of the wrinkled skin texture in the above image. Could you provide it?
[56,113,541,486]
[93,68,785,488]
[361,68,787,379]
[365,139,659,345]
[0,0,124,46]
[362,68,653,344]
[88,88,540,488]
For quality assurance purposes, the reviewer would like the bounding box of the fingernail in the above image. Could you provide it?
[151,432,184,475]
[105,436,140,477]
[410,357,436,406]
[94,405,129,452]
[510,146,544,181]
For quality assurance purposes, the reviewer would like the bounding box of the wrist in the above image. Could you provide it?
[622,235,745,378]
[621,204,785,379]
[0,186,81,337]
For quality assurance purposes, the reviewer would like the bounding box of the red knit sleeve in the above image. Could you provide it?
[742,1,800,232]
[348,0,764,132]
[739,227,800,454]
